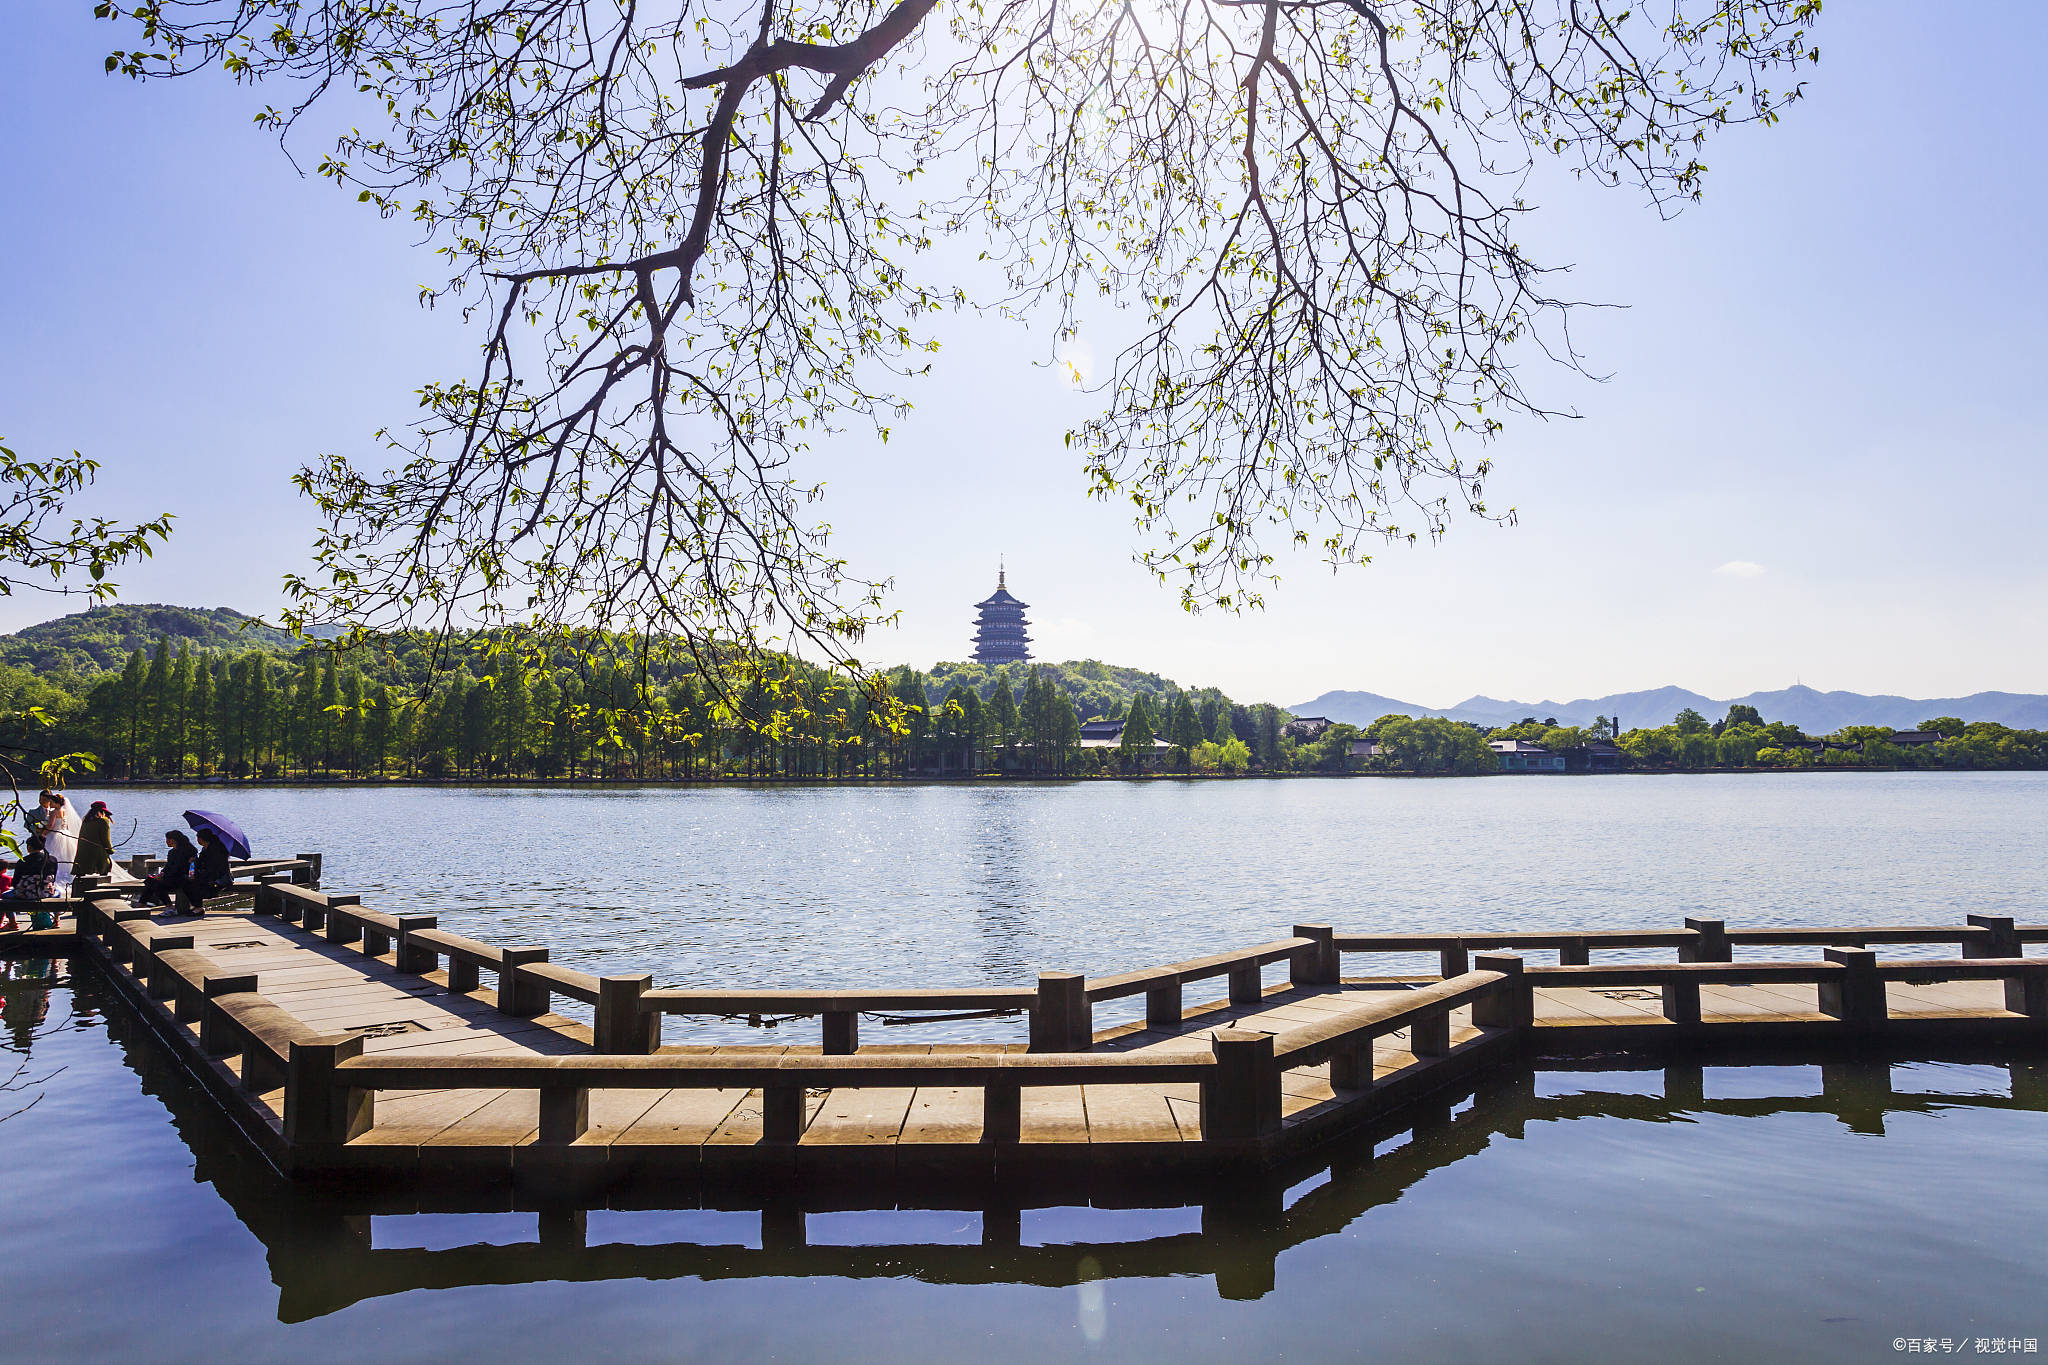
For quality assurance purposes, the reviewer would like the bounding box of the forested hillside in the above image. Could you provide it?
[0,604,1285,781]
[0,604,317,675]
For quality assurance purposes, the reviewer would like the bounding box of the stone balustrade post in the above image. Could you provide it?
[983,1078,1022,1143]
[1146,980,1183,1028]
[595,975,659,1054]
[1029,971,1090,1053]
[1681,918,1732,963]
[200,974,258,1054]
[538,1082,589,1144]
[1291,923,1340,986]
[1818,947,1885,1028]
[284,1034,371,1145]
[1409,1007,1452,1057]
[1471,952,1532,1029]
[1202,1029,1280,1141]
[1965,914,2020,960]
[395,916,439,975]
[499,947,551,1017]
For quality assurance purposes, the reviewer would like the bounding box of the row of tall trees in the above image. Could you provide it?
[66,641,1273,780]
[55,634,1330,781]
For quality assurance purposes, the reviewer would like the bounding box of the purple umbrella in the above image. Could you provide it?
[182,809,251,860]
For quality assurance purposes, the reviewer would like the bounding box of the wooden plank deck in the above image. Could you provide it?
[67,896,2048,1186]
[91,907,1511,1153]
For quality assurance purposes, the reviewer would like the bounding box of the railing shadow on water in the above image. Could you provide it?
[78,980,2048,1326]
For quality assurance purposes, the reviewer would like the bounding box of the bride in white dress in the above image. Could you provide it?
[42,792,80,882]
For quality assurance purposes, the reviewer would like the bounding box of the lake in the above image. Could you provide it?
[5,773,2045,1361]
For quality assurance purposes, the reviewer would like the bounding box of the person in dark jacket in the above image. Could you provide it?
[73,801,115,879]
[190,828,233,910]
[1,835,59,933]
[134,831,197,910]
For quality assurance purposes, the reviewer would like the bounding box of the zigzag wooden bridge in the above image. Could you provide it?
[21,861,2048,1193]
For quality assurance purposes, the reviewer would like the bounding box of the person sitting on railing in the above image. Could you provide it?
[188,828,233,911]
[0,835,60,932]
[133,830,198,911]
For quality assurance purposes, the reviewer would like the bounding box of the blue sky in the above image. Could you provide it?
[3,2,2043,709]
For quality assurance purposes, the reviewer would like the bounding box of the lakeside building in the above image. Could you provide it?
[1570,739,1625,772]
[971,565,1032,666]
[1283,716,1332,741]
[1489,738,1565,772]
[1078,718,1172,753]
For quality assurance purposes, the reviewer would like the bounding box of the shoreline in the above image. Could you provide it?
[69,764,1995,790]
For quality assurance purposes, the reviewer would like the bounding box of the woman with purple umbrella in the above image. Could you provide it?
[189,828,233,911]
[180,811,250,914]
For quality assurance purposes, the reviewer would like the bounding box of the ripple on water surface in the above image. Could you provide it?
[67,771,2048,1043]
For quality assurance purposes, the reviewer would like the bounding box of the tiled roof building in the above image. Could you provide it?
[971,565,1032,666]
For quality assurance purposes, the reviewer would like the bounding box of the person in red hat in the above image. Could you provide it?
[75,801,114,879]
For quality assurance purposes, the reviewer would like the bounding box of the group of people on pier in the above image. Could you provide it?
[131,827,232,913]
[0,794,233,932]
[0,792,112,932]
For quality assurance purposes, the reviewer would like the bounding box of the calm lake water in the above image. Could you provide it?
[6,774,2046,1361]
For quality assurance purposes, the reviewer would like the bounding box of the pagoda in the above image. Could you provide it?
[971,563,1032,665]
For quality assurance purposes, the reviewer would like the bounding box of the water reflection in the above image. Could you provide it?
[0,956,79,1049]
[963,786,1041,979]
[68,969,2043,1325]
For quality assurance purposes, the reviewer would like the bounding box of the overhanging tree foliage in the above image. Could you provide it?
[0,440,173,604]
[0,439,171,838]
[97,0,1818,667]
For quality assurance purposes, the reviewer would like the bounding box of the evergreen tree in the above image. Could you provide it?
[145,637,173,774]
[290,657,319,775]
[957,687,983,770]
[246,653,276,775]
[1017,670,1044,773]
[988,675,1020,764]
[119,647,147,775]
[318,659,342,774]
[497,663,533,773]
[365,682,396,776]
[555,674,583,777]
[84,673,126,776]
[188,652,215,775]
[423,677,468,776]
[340,668,366,774]
[530,672,563,776]
[1170,693,1203,765]
[168,644,195,775]
[1120,693,1156,768]
[211,655,237,773]
[461,676,493,776]
[1255,704,1283,768]
[891,669,928,773]
[1055,694,1081,774]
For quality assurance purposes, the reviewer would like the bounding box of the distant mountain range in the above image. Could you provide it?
[1290,684,2048,734]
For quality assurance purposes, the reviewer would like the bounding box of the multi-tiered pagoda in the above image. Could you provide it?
[971,565,1032,665]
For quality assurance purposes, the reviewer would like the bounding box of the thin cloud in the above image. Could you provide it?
[1714,560,1766,579]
